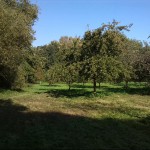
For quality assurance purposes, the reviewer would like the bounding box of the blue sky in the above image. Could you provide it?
[31,0,150,47]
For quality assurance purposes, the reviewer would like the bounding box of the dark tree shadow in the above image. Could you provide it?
[0,88,25,93]
[103,86,150,95]
[46,89,92,98]
[0,99,150,149]
[45,87,150,99]
[0,88,7,92]
[72,84,92,89]
[44,84,113,98]
[40,84,61,87]
[72,84,108,89]
[43,84,150,98]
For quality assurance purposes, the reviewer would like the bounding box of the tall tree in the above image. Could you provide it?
[118,39,142,88]
[133,42,150,85]
[0,0,38,88]
[58,37,82,90]
[80,21,130,92]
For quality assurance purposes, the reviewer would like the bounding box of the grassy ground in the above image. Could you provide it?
[0,82,150,149]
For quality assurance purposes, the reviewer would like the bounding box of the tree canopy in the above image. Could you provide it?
[1,5,150,91]
[0,0,38,88]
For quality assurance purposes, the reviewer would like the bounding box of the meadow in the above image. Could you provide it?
[0,82,150,149]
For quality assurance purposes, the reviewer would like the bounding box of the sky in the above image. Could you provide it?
[30,0,150,47]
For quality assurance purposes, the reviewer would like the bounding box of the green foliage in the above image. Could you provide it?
[45,37,82,89]
[11,65,26,89]
[38,20,149,91]
[46,64,63,85]
[133,48,150,84]
[36,41,60,70]
[1,6,149,92]
[59,37,82,89]
[118,39,142,84]
[80,21,130,92]
[0,0,38,89]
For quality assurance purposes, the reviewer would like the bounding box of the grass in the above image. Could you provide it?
[0,82,150,149]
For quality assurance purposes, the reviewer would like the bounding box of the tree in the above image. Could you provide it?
[58,37,82,90]
[36,41,60,70]
[118,39,143,88]
[46,64,63,85]
[0,0,38,89]
[133,43,150,85]
[45,37,82,90]
[80,21,130,92]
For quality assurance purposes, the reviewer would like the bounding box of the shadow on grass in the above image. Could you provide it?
[12,89,25,92]
[0,98,150,149]
[0,88,7,92]
[72,84,92,89]
[103,86,150,95]
[72,84,109,89]
[40,84,62,87]
[0,88,25,93]
[46,89,93,98]
[44,85,150,98]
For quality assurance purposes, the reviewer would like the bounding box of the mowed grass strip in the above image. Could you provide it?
[0,82,150,149]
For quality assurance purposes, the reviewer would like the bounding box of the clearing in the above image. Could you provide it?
[0,83,150,149]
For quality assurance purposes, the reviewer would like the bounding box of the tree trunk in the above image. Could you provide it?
[99,82,101,89]
[93,77,96,93]
[68,81,71,90]
[125,80,128,90]
[83,82,85,86]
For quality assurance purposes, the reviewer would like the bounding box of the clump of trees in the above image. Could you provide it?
[39,21,150,92]
[0,0,38,89]
[0,1,149,91]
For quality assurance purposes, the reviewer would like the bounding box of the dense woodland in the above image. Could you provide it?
[0,0,150,92]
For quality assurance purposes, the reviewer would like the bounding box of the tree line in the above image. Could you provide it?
[37,22,150,92]
[0,0,150,92]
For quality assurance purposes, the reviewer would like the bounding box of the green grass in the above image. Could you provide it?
[0,82,150,149]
